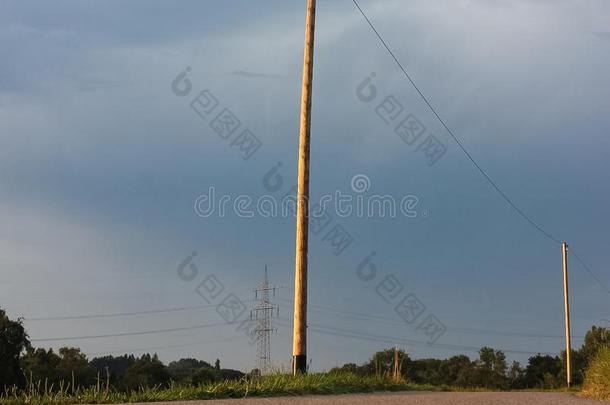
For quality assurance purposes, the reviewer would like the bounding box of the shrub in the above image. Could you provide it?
[582,346,610,400]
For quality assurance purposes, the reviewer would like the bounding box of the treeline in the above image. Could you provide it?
[331,325,610,389]
[21,349,244,390]
[3,307,610,392]
[0,309,244,391]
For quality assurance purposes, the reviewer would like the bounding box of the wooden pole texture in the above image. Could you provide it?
[562,241,572,387]
[292,0,316,375]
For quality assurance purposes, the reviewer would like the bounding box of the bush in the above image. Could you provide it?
[582,346,610,400]
[0,309,30,390]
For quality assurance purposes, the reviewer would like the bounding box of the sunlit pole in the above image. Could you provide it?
[562,241,572,387]
[292,0,316,375]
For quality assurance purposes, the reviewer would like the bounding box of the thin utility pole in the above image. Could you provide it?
[393,347,399,382]
[562,241,572,387]
[292,0,317,375]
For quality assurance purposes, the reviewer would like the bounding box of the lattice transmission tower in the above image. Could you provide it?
[251,266,279,374]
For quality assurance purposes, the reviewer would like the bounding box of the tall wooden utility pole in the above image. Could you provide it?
[292,0,316,375]
[562,241,572,387]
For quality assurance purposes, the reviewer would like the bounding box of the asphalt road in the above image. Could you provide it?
[129,392,607,405]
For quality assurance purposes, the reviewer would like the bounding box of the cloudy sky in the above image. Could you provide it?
[1,0,609,372]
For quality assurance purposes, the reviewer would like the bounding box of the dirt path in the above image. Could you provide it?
[119,391,606,405]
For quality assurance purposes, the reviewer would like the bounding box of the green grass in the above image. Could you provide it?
[0,373,427,405]
[581,346,610,400]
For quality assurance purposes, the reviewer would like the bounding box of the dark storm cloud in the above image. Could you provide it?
[0,0,609,371]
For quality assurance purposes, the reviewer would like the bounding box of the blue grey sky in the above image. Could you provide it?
[1,0,609,372]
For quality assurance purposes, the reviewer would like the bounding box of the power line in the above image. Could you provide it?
[34,312,559,357]
[317,307,584,340]
[84,336,248,358]
[28,298,579,344]
[570,246,610,295]
[23,301,252,322]
[350,0,609,294]
[27,305,575,356]
[278,298,586,339]
[30,321,233,343]
[351,0,561,246]
[275,318,557,356]
[25,296,589,343]
[310,324,557,356]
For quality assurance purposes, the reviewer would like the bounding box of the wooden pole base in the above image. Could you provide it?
[292,355,307,374]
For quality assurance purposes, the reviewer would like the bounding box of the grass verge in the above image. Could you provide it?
[0,373,426,405]
[581,346,610,401]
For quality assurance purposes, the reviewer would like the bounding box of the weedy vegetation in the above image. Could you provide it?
[0,372,425,405]
[581,346,610,401]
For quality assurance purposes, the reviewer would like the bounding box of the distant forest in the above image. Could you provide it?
[2,308,609,391]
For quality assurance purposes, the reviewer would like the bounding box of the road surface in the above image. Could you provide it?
[125,392,606,405]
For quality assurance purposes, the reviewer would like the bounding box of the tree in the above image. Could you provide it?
[191,368,217,385]
[559,348,585,386]
[555,326,610,386]
[167,358,213,385]
[214,359,221,371]
[508,361,525,389]
[365,348,410,378]
[21,347,94,390]
[479,347,495,371]
[476,347,508,389]
[21,348,61,387]
[438,355,472,386]
[493,351,508,376]
[0,309,30,389]
[454,360,478,387]
[56,347,94,388]
[89,354,136,388]
[123,354,170,389]
[329,363,367,376]
[405,358,443,384]
[580,326,610,367]
[524,354,561,388]
[217,368,245,381]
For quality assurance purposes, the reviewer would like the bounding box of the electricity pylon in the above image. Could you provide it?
[251,266,279,374]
